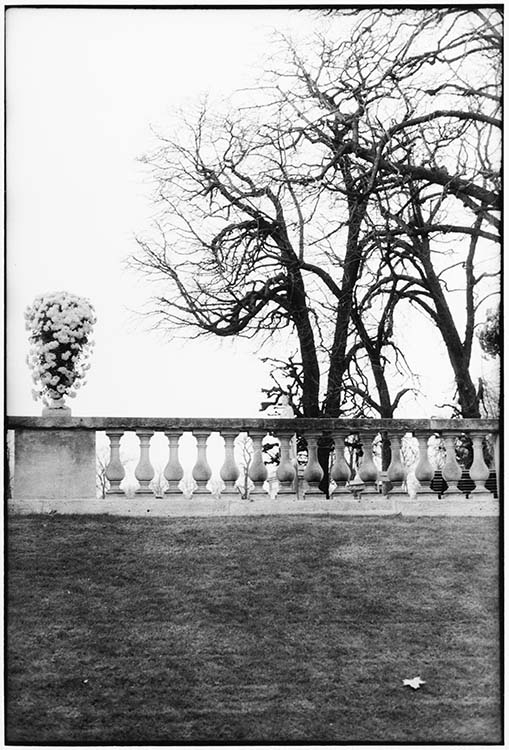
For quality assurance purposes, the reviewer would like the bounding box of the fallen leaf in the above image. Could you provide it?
[403,676,425,690]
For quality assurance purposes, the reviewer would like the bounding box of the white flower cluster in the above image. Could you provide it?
[25,291,97,406]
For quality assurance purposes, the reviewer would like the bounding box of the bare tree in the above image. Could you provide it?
[96,446,110,499]
[132,8,500,421]
[235,433,253,500]
[275,7,501,416]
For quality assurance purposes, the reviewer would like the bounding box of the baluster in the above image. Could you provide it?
[441,432,462,495]
[330,433,351,496]
[414,432,435,497]
[192,431,212,495]
[105,431,125,495]
[248,431,268,497]
[302,433,324,497]
[135,430,155,495]
[469,432,490,495]
[276,432,296,496]
[493,431,500,500]
[164,431,184,495]
[386,434,406,495]
[358,431,379,494]
[220,430,240,496]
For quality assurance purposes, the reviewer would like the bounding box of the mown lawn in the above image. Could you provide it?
[6,514,501,744]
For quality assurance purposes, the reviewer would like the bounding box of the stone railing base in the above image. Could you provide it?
[8,495,499,518]
[396,497,499,517]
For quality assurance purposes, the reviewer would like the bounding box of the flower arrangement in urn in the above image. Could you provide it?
[25,291,96,414]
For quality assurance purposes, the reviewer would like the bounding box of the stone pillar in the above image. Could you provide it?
[441,432,463,496]
[493,431,500,500]
[386,434,407,499]
[192,431,212,495]
[303,433,324,497]
[358,431,379,495]
[469,432,491,497]
[135,431,155,495]
[414,433,436,499]
[13,428,96,501]
[220,430,240,497]
[330,433,351,497]
[248,432,268,498]
[164,431,184,496]
[105,431,125,495]
[276,433,296,497]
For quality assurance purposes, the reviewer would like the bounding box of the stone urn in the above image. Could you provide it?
[42,397,71,417]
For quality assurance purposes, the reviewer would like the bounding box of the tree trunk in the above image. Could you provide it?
[318,440,332,497]
[294,307,321,417]
[278,231,322,417]
[323,179,369,417]
[422,256,480,417]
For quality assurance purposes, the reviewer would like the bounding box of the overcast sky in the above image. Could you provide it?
[6,7,497,419]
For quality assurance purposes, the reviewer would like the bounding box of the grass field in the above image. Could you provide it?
[6,513,501,744]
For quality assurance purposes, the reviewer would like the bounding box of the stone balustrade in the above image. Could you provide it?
[7,416,500,516]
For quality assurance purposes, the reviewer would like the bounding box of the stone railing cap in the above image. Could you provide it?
[6,415,500,432]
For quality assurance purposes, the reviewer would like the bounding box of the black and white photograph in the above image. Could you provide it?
[6,3,502,745]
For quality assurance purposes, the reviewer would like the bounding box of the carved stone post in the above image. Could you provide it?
[13,427,96,503]
[330,433,351,497]
[469,432,490,496]
[493,431,500,500]
[105,431,125,495]
[386,433,406,498]
[303,433,324,497]
[441,432,463,496]
[192,431,212,495]
[357,431,379,494]
[135,431,155,495]
[276,433,297,497]
[220,430,240,496]
[414,433,435,498]
[164,431,184,496]
[248,431,268,498]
